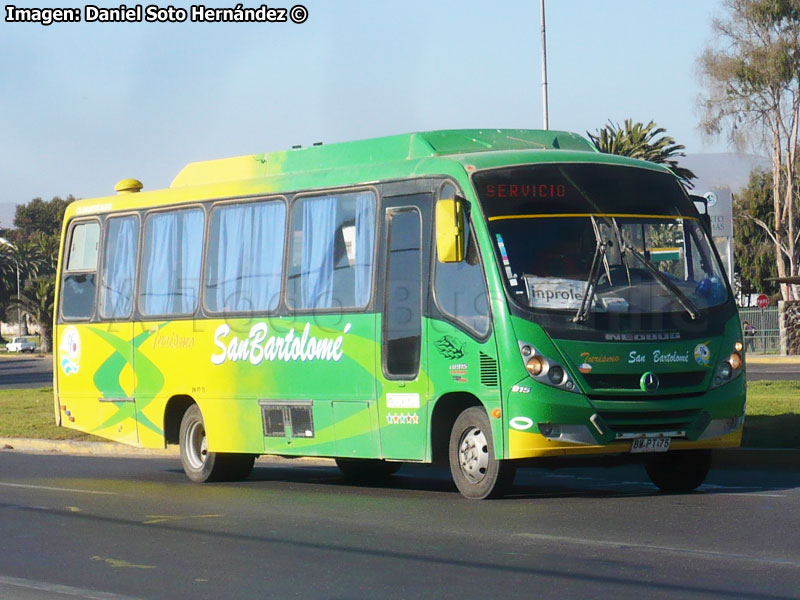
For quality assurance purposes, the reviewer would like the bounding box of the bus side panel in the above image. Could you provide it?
[425,318,503,460]
[55,321,139,445]
[135,314,380,456]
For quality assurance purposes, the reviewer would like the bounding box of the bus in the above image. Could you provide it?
[54,129,746,499]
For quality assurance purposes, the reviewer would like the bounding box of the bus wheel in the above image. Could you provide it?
[645,449,712,493]
[335,458,402,481]
[449,407,515,500]
[179,405,255,482]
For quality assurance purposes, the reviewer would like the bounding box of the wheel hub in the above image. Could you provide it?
[458,426,489,484]
[184,420,208,471]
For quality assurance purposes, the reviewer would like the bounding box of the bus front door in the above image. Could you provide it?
[377,194,432,460]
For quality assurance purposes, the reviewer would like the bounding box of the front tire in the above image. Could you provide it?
[645,449,712,493]
[449,407,515,500]
[179,404,256,482]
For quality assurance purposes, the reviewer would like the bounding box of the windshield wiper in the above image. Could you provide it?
[573,239,608,323]
[624,245,700,320]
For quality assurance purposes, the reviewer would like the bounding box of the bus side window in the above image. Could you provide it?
[61,220,100,320]
[139,208,205,317]
[434,184,490,337]
[99,215,139,319]
[287,190,376,310]
[204,199,286,313]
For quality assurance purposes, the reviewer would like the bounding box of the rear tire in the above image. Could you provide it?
[335,458,402,481]
[645,449,712,493]
[449,407,515,500]
[179,404,256,482]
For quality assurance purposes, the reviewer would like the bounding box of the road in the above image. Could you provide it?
[0,356,51,389]
[746,361,800,382]
[0,452,798,599]
[0,354,796,390]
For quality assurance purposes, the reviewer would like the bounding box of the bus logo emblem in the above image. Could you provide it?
[640,372,659,392]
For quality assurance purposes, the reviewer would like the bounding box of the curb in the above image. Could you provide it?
[746,354,800,365]
[1,437,795,469]
[0,437,177,458]
[0,437,335,465]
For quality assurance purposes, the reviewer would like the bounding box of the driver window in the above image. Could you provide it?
[434,183,490,337]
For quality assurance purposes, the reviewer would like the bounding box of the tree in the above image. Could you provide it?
[0,237,42,329]
[9,276,55,352]
[734,169,780,295]
[587,119,697,187]
[1,195,70,339]
[14,196,74,239]
[698,0,800,301]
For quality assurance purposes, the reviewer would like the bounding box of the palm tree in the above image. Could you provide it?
[588,119,696,188]
[9,276,56,352]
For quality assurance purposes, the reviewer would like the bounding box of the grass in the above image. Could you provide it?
[0,381,797,447]
[0,388,98,441]
[741,380,800,449]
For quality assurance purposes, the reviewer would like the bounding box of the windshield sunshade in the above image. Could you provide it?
[473,164,729,315]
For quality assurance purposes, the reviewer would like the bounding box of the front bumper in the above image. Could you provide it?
[506,375,746,459]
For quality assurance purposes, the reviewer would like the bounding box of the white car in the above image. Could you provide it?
[6,337,36,353]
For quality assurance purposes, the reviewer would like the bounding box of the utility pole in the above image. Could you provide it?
[540,0,549,130]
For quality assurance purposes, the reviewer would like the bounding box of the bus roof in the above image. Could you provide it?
[64,129,675,221]
[169,129,598,188]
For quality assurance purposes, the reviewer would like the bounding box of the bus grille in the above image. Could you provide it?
[583,371,707,391]
[596,408,700,434]
[479,353,499,387]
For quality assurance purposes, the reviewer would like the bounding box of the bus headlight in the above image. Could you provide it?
[518,340,580,394]
[711,343,743,388]
[526,356,545,376]
[548,365,565,385]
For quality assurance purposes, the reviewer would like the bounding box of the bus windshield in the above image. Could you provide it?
[473,164,729,315]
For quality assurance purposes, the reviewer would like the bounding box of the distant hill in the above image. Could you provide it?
[682,153,770,193]
[0,203,16,229]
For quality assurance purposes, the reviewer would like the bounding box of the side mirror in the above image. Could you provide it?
[690,194,712,234]
[436,197,465,263]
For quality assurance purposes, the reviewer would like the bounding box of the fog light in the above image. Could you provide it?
[729,352,742,371]
[526,356,545,376]
[538,422,560,438]
[521,345,532,357]
[548,365,565,385]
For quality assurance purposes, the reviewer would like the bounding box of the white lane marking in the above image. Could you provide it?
[0,482,117,495]
[0,575,142,599]
[709,492,786,498]
[516,532,800,567]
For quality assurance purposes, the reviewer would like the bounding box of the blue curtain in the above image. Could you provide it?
[141,209,203,315]
[207,201,285,312]
[101,216,138,318]
[354,192,375,307]
[301,196,337,309]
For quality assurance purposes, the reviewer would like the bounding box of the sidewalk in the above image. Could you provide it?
[746,353,800,364]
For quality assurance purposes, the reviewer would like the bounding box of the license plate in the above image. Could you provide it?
[630,437,671,453]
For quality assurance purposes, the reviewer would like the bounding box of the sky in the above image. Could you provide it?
[1,0,732,219]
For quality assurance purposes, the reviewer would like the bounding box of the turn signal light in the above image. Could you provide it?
[734,340,743,353]
[729,352,742,371]
[526,356,545,376]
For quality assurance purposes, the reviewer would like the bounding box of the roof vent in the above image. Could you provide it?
[115,178,143,194]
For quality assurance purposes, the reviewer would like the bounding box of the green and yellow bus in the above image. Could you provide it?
[54,129,745,499]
